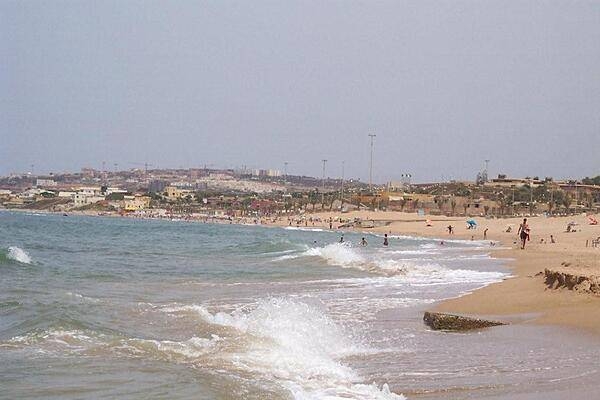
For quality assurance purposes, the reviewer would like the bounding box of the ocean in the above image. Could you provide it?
[1,210,599,399]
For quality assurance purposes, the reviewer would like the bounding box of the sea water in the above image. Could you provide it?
[1,211,599,399]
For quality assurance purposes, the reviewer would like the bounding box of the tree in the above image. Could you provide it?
[582,176,600,185]
[434,196,444,213]
[309,190,319,211]
[450,198,457,216]
[562,194,573,214]
[412,199,420,211]
[241,197,252,216]
[399,198,407,212]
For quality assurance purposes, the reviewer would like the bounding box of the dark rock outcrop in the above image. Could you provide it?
[544,269,600,294]
[423,311,505,331]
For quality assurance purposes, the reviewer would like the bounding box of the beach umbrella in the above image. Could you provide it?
[466,219,477,225]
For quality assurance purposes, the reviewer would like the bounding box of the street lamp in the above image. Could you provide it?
[341,160,345,208]
[368,134,376,192]
[321,159,327,207]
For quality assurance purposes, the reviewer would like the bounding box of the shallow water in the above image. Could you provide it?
[1,211,599,399]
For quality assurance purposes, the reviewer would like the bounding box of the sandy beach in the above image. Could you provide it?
[280,210,600,335]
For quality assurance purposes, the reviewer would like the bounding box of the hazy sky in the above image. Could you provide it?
[2,1,599,183]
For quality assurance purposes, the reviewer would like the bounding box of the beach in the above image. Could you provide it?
[296,210,600,334]
[2,209,600,399]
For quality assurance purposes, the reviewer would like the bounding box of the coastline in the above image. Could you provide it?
[4,207,600,334]
[314,210,600,335]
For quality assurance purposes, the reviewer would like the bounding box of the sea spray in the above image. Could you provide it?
[304,243,365,268]
[299,243,506,283]
[6,246,32,264]
[161,298,406,399]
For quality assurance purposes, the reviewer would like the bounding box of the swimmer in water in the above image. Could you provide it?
[383,234,389,246]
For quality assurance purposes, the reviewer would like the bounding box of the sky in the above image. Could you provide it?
[1,1,599,183]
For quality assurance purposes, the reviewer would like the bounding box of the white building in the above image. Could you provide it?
[36,178,57,187]
[77,186,102,196]
[105,187,128,195]
[74,193,105,207]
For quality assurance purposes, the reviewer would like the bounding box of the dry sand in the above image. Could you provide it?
[284,210,600,334]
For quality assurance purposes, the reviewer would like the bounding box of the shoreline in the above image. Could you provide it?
[4,207,600,335]
[309,210,600,335]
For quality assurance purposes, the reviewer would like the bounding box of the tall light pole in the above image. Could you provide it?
[530,178,534,215]
[512,185,515,216]
[441,175,445,198]
[341,160,345,208]
[368,133,376,192]
[284,161,288,179]
[321,159,328,207]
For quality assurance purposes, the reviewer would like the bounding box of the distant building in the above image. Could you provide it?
[73,186,105,207]
[104,187,128,196]
[257,169,281,177]
[36,178,57,187]
[486,175,543,188]
[148,180,167,193]
[74,193,105,207]
[81,168,97,178]
[58,191,76,198]
[164,186,194,200]
[123,195,151,211]
[77,186,102,196]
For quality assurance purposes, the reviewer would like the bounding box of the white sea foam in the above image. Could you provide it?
[304,243,365,268]
[7,246,32,264]
[285,227,326,232]
[162,298,405,399]
[2,329,106,352]
[65,292,102,303]
[124,335,221,360]
[298,243,506,284]
[273,254,301,261]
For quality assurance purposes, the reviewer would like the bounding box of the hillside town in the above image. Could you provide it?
[1,166,599,221]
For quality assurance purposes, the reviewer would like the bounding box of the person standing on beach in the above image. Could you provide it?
[447,225,453,234]
[383,234,389,246]
[517,218,530,249]
[484,228,488,240]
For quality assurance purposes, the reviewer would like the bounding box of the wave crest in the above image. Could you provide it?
[6,246,32,264]
[161,298,405,399]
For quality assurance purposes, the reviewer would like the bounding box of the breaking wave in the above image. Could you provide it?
[3,298,405,399]
[1,246,33,264]
[161,298,406,399]
[296,243,506,284]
